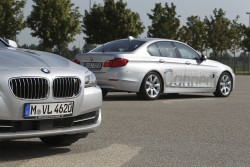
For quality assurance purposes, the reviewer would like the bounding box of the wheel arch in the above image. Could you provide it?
[218,70,234,91]
[139,70,165,93]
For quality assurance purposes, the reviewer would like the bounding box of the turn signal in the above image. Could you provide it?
[73,58,81,65]
[103,58,128,67]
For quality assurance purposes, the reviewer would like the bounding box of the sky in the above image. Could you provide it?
[17,0,250,48]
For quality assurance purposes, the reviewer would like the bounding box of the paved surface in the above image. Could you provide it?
[0,75,250,167]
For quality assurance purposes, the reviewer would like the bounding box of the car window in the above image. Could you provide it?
[156,42,177,58]
[91,40,145,52]
[174,42,199,60]
[147,43,161,56]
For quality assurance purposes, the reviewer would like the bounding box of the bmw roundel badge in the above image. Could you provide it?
[41,68,50,74]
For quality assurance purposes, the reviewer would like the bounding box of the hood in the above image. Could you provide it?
[206,59,229,67]
[205,59,224,66]
[0,47,71,70]
[205,59,233,72]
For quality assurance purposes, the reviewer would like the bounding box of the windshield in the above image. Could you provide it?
[91,40,145,53]
[0,39,8,47]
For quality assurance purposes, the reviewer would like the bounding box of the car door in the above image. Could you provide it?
[147,41,187,93]
[173,42,217,89]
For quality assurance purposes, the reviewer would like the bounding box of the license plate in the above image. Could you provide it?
[84,62,102,69]
[24,102,74,118]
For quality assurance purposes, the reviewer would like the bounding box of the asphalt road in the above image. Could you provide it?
[0,75,250,167]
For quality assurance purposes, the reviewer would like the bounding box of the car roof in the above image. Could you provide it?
[120,37,180,43]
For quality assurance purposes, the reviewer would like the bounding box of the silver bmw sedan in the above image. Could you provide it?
[0,39,102,146]
[75,37,235,100]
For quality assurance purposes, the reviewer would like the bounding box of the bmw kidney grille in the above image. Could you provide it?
[53,77,81,98]
[9,77,81,99]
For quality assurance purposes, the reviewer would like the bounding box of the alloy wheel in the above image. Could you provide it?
[219,74,232,96]
[145,74,161,98]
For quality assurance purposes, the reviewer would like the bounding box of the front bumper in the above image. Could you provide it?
[0,109,101,140]
[0,86,102,140]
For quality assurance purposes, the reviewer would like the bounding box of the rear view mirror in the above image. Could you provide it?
[5,39,18,48]
[200,54,207,61]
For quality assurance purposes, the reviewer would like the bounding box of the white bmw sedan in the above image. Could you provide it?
[75,37,235,100]
[0,39,102,146]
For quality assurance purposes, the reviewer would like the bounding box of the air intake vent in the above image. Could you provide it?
[53,77,81,98]
[9,78,49,99]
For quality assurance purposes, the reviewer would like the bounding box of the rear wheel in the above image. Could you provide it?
[214,72,232,97]
[138,72,162,100]
[40,133,88,147]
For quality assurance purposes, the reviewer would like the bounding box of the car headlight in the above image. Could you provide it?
[85,71,97,88]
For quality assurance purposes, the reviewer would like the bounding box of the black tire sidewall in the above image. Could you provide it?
[101,89,108,98]
[139,72,162,100]
[215,72,232,97]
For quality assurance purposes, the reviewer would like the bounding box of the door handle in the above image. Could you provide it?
[159,59,166,63]
[186,61,191,65]
[164,69,173,73]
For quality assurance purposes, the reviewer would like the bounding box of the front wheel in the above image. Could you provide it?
[214,72,233,97]
[138,72,162,100]
[40,133,88,147]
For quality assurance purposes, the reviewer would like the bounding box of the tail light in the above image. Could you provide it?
[103,58,129,67]
[73,58,81,64]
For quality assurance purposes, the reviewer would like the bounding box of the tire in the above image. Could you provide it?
[102,89,108,98]
[138,72,162,100]
[213,72,233,97]
[40,133,88,147]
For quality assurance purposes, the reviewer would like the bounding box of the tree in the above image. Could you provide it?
[147,2,180,39]
[242,25,250,52]
[229,16,243,71]
[20,43,43,50]
[241,25,250,73]
[71,45,81,56]
[0,0,26,40]
[230,17,243,53]
[83,0,144,44]
[82,43,98,53]
[179,16,207,53]
[27,0,81,53]
[205,8,232,60]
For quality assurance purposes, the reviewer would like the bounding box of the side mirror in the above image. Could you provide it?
[200,54,207,61]
[5,39,18,48]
